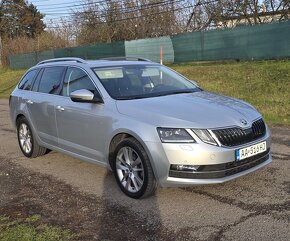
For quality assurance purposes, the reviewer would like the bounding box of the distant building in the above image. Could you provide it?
[217,9,290,28]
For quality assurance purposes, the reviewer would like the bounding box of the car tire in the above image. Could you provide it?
[113,137,157,199]
[16,116,47,158]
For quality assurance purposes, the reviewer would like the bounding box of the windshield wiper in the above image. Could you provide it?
[155,89,195,97]
[115,89,200,100]
[116,96,145,100]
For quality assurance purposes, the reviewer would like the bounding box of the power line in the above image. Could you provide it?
[30,0,50,2]
[33,0,194,8]
[41,0,185,14]
[31,0,106,7]
[45,0,219,29]
[44,0,187,20]
[35,0,110,10]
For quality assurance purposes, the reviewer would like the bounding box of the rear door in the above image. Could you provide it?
[26,66,66,146]
[15,68,39,125]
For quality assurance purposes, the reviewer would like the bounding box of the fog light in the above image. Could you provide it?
[171,164,200,172]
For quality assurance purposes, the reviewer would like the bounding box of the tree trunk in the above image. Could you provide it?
[0,35,2,66]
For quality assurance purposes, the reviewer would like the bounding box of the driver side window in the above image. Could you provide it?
[62,67,95,97]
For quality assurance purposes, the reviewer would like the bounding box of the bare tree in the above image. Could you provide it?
[262,0,290,21]
[72,0,179,44]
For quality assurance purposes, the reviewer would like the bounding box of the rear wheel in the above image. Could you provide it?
[113,138,157,199]
[16,116,47,158]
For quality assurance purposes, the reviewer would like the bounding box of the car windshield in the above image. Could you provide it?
[92,64,201,100]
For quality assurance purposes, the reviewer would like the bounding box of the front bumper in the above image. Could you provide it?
[145,129,271,187]
[166,151,271,187]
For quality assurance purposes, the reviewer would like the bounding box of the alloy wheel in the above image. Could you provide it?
[18,123,32,154]
[116,146,145,193]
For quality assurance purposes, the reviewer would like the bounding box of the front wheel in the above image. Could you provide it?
[113,138,157,199]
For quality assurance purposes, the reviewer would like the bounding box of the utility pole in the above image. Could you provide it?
[0,0,2,66]
[0,35,2,66]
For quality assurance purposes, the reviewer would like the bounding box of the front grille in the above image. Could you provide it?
[212,118,266,147]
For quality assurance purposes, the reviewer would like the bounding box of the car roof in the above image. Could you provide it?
[31,57,160,70]
[87,60,159,68]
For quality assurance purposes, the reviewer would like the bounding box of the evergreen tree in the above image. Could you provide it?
[0,0,45,39]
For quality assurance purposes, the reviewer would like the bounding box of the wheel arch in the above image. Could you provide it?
[107,130,158,181]
[14,112,43,146]
[15,113,26,124]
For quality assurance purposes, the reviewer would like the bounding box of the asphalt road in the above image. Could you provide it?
[0,99,289,241]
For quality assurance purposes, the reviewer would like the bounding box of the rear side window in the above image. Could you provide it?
[18,69,38,91]
[31,68,44,92]
[38,67,65,94]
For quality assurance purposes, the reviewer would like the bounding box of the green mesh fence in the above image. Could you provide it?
[54,41,125,59]
[125,36,174,63]
[8,21,290,69]
[171,21,290,62]
[9,50,54,69]
[9,42,125,69]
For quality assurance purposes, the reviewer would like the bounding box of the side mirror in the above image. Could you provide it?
[70,89,103,103]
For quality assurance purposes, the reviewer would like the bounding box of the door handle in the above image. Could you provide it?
[56,105,65,112]
[26,100,33,105]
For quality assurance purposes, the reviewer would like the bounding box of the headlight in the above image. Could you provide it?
[157,128,195,143]
[192,129,217,145]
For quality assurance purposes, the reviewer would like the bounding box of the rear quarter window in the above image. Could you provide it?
[18,69,39,91]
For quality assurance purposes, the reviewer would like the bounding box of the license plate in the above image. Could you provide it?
[236,141,267,161]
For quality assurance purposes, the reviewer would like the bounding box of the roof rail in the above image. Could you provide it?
[37,57,87,65]
[100,56,152,62]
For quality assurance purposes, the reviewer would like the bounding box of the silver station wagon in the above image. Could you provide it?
[9,57,272,198]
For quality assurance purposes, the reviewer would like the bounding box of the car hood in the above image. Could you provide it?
[116,91,261,129]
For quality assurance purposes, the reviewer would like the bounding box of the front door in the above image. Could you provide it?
[55,67,108,163]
